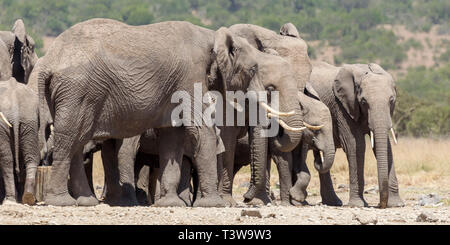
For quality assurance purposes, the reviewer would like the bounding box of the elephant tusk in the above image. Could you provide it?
[390,128,398,145]
[303,122,324,131]
[0,112,12,128]
[259,102,295,117]
[268,113,306,132]
[320,151,324,164]
[50,124,54,132]
[370,131,374,149]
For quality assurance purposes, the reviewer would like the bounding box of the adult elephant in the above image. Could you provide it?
[309,61,403,208]
[0,19,38,84]
[217,23,314,205]
[0,78,39,205]
[31,19,304,207]
[231,88,340,206]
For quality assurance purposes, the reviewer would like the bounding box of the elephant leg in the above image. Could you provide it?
[386,141,404,207]
[319,171,342,206]
[154,128,186,207]
[20,129,39,205]
[69,151,99,206]
[219,127,238,206]
[178,157,193,206]
[0,144,17,203]
[83,151,95,196]
[344,133,367,207]
[116,137,140,206]
[135,159,150,206]
[148,164,159,205]
[189,126,226,207]
[289,143,310,205]
[271,149,293,206]
[101,139,121,205]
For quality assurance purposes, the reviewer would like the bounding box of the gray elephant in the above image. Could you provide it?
[99,125,224,207]
[309,61,403,208]
[0,19,38,84]
[230,89,340,206]
[0,78,39,205]
[31,19,303,207]
[217,22,315,205]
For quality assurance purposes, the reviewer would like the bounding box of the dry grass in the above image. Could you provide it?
[234,137,450,198]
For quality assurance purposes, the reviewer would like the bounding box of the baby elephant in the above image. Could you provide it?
[0,78,39,205]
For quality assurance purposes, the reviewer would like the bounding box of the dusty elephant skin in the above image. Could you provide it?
[309,61,404,208]
[217,23,312,206]
[0,78,39,205]
[0,19,38,84]
[30,18,303,207]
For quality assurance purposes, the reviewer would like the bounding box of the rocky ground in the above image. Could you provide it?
[0,189,448,225]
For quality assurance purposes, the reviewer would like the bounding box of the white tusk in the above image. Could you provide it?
[370,131,374,149]
[268,113,306,132]
[227,99,244,112]
[0,112,12,128]
[50,124,54,132]
[390,128,398,145]
[303,122,324,130]
[320,151,324,164]
[259,102,295,117]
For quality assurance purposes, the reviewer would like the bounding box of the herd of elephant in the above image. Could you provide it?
[0,18,405,209]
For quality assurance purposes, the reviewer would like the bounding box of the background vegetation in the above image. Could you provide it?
[0,0,448,137]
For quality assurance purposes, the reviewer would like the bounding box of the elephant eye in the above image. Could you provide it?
[249,65,257,77]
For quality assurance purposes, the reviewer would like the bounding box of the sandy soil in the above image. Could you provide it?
[0,189,448,225]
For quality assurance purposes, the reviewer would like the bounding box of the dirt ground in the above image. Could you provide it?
[0,137,449,225]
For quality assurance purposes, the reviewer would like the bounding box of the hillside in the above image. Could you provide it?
[1,0,449,137]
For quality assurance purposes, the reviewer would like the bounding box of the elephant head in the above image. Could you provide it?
[333,63,396,208]
[301,84,335,174]
[0,19,38,84]
[210,27,305,152]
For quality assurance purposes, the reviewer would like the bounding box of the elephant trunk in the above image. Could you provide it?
[243,125,268,200]
[271,108,303,153]
[313,146,335,174]
[373,126,390,208]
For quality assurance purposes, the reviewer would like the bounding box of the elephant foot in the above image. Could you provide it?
[193,194,226,207]
[244,191,272,206]
[289,186,307,203]
[154,195,186,207]
[76,196,99,206]
[388,193,405,207]
[280,200,292,206]
[179,190,193,207]
[221,194,237,207]
[1,197,18,205]
[291,199,309,206]
[321,192,343,206]
[45,192,77,206]
[22,192,36,205]
[347,196,368,208]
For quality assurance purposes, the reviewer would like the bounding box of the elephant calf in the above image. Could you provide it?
[0,78,39,205]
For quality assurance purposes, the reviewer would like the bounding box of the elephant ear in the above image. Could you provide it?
[333,66,361,121]
[305,82,320,101]
[212,27,238,92]
[12,19,26,44]
[368,63,385,75]
[280,23,301,38]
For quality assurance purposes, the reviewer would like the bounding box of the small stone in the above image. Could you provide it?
[241,209,262,218]
[416,212,438,223]
[418,194,442,206]
[266,213,276,218]
[352,213,378,225]
[364,186,379,194]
